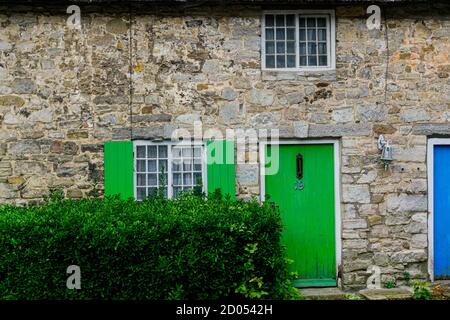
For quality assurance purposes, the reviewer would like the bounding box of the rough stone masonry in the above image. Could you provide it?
[0,2,449,289]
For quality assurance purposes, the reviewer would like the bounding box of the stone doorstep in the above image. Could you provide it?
[302,286,416,300]
[300,287,349,300]
[358,286,413,300]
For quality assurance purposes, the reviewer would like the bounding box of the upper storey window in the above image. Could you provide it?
[262,10,336,71]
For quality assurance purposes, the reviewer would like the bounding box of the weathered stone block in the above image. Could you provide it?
[9,141,40,155]
[343,184,371,204]
[386,194,427,213]
[357,104,387,122]
[12,79,34,94]
[411,234,427,249]
[221,87,238,101]
[218,103,239,125]
[50,141,79,155]
[15,161,48,175]
[246,89,274,106]
[175,113,201,124]
[0,95,25,108]
[332,108,353,123]
[343,219,368,229]
[309,124,372,137]
[236,164,258,186]
[391,250,427,263]
[412,123,450,135]
[293,121,308,138]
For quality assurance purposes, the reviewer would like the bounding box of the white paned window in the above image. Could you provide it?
[134,142,205,200]
[262,10,336,71]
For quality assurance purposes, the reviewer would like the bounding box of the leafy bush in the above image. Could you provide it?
[412,280,431,300]
[0,192,298,300]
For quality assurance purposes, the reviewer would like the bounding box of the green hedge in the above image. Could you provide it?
[0,192,298,300]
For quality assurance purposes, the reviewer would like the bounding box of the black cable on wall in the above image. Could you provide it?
[128,1,134,141]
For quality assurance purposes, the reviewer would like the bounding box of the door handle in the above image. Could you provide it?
[296,153,303,180]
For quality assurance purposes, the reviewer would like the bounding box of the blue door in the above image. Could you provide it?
[434,145,450,279]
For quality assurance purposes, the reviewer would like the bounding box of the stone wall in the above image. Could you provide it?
[0,3,449,289]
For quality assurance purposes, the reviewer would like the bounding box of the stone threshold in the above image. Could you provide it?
[301,286,415,300]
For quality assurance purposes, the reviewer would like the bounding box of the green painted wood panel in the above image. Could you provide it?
[206,140,235,200]
[104,141,134,200]
[265,144,336,287]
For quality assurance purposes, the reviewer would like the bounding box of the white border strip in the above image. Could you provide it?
[427,138,450,282]
[259,139,342,285]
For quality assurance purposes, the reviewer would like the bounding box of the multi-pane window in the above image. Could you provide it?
[172,145,203,198]
[134,143,204,200]
[262,11,335,71]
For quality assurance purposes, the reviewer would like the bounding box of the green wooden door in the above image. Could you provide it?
[265,144,336,287]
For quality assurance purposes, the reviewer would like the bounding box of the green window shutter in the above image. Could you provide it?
[206,140,235,200]
[104,141,134,199]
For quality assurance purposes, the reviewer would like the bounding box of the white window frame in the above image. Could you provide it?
[261,10,336,72]
[133,140,207,200]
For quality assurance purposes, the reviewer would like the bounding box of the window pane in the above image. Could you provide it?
[137,187,146,200]
[276,15,285,26]
[182,147,192,157]
[137,160,146,172]
[307,29,316,41]
[307,18,316,27]
[265,28,274,40]
[193,147,201,157]
[193,159,202,171]
[148,146,157,158]
[286,28,295,40]
[148,174,157,186]
[276,55,285,68]
[172,159,182,171]
[136,146,146,158]
[318,29,327,41]
[287,41,295,54]
[173,173,182,185]
[172,147,181,158]
[299,42,307,55]
[276,41,285,54]
[319,55,328,66]
[265,15,274,27]
[308,56,317,66]
[184,173,193,186]
[193,172,202,185]
[317,17,326,27]
[300,56,307,66]
[183,159,192,171]
[299,17,305,27]
[308,43,317,55]
[276,28,285,40]
[137,174,146,186]
[173,187,182,198]
[148,187,157,197]
[160,174,168,187]
[159,160,168,172]
[266,41,275,54]
[159,146,167,158]
[266,55,275,68]
[299,29,306,41]
[148,160,157,172]
[286,14,295,26]
[287,55,296,68]
[318,42,327,54]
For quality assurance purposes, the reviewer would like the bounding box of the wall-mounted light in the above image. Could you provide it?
[377,135,393,170]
